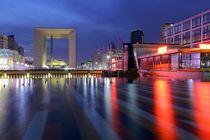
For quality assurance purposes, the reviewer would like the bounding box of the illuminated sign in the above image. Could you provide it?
[158,46,167,54]
[199,44,210,49]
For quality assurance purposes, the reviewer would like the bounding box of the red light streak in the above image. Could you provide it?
[153,80,177,140]
[193,82,210,140]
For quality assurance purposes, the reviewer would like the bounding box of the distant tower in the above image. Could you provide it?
[160,23,174,43]
[130,30,144,44]
[108,42,116,50]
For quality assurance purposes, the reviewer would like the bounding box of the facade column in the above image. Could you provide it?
[68,30,76,68]
[34,29,45,67]
[43,36,47,67]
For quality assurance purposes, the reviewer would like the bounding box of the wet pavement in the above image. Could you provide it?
[0,77,210,140]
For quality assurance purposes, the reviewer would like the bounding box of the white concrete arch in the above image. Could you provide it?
[33,28,76,68]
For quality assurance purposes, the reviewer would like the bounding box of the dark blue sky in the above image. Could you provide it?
[0,0,210,63]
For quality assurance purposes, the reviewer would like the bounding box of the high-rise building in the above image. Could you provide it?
[160,23,174,43]
[163,10,210,48]
[8,35,24,56]
[130,30,144,44]
[0,34,8,48]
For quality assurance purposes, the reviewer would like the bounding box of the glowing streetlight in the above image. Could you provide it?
[26,73,30,78]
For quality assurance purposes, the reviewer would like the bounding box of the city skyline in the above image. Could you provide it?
[0,0,210,63]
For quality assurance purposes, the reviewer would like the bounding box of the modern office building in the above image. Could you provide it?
[0,34,25,70]
[163,10,210,48]
[130,30,144,44]
[160,23,174,43]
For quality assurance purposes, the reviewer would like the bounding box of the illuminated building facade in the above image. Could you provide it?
[90,43,123,70]
[133,43,180,70]
[101,45,122,70]
[81,61,93,70]
[0,34,25,70]
[134,44,210,77]
[0,49,25,70]
[163,10,210,48]
[110,52,123,71]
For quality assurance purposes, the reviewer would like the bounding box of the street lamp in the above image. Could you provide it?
[107,55,110,70]
[107,55,112,83]
[95,62,98,69]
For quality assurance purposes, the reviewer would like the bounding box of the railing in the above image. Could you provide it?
[0,70,103,79]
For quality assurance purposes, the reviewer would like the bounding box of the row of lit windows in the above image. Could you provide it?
[165,12,210,36]
[140,52,210,70]
[165,25,210,44]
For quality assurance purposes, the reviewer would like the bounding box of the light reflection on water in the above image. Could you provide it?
[153,80,177,140]
[0,78,210,139]
[193,82,210,140]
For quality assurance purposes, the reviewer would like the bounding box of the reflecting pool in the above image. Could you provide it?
[0,77,209,140]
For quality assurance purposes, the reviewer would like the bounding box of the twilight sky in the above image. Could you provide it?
[0,0,210,63]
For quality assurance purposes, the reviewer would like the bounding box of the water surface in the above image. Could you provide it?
[0,78,209,140]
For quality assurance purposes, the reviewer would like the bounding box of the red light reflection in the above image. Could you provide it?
[193,82,210,140]
[110,78,130,139]
[153,80,177,140]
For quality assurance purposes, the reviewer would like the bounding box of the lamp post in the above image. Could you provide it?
[95,61,98,70]
[107,55,112,83]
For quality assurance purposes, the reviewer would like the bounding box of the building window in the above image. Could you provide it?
[201,53,210,68]
[166,37,173,44]
[181,53,200,69]
[191,53,200,68]
[192,16,201,28]
[174,35,181,44]
[171,54,178,70]
[183,32,191,45]
[183,20,191,31]
[154,56,160,65]
[203,25,210,40]
[182,54,191,69]
[174,24,181,34]
[167,27,174,36]
[192,28,201,43]
[203,12,210,24]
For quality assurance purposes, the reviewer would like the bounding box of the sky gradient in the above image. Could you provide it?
[0,0,210,63]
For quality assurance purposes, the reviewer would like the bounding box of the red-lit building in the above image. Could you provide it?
[110,56,123,71]
[134,44,210,79]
